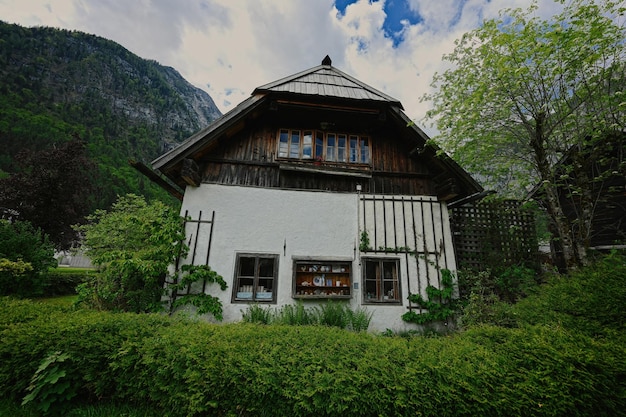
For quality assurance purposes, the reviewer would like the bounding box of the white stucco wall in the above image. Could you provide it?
[176,183,457,332]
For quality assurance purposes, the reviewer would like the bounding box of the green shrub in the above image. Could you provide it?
[0,298,173,405]
[312,300,349,328]
[241,301,373,331]
[22,351,78,415]
[0,220,56,297]
[75,194,186,313]
[510,251,626,336]
[42,268,93,296]
[272,301,314,325]
[240,303,274,324]
[2,255,626,417]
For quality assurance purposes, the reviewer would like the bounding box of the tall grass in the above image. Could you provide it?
[241,301,373,331]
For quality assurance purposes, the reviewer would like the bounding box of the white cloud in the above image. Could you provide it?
[0,0,575,135]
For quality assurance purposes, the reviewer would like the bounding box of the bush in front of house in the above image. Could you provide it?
[0,220,57,297]
[460,251,626,337]
[1,294,624,417]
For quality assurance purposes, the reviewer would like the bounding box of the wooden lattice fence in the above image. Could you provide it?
[449,200,538,271]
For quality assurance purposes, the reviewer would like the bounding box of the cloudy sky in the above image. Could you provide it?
[0,0,565,135]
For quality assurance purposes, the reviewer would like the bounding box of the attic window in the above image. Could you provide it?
[277,128,370,164]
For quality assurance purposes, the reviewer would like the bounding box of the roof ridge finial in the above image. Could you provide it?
[322,55,332,66]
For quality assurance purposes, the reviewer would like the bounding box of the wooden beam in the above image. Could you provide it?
[129,159,184,200]
[181,158,201,187]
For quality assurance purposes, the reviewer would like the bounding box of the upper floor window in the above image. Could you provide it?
[278,129,370,164]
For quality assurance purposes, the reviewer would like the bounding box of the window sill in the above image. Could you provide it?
[279,161,372,178]
[363,300,402,305]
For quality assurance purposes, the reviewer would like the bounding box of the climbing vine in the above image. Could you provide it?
[402,269,458,325]
[359,230,371,252]
[360,230,459,325]
[169,264,228,320]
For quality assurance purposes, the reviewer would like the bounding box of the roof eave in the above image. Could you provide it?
[151,94,267,171]
[389,106,484,196]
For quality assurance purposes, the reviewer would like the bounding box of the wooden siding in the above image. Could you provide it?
[198,120,438,196]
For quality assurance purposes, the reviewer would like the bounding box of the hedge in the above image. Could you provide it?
[1,297,624,416]
[42,268,93,296]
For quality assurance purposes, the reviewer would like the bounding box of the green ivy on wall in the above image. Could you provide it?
[402,269,458,325]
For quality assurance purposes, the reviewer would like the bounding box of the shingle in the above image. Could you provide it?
[254,64,402,106]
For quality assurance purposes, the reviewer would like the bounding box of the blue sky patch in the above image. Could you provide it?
[335,0,422,47]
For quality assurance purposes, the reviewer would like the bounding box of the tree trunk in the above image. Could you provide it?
[529,115,580,270]
[569,150,593,266]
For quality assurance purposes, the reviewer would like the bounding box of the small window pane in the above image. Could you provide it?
[290,131,301,158]
[239,257,255,277]
[337,135,347,162]
[258,258,275,277]
[278,130,289,158]
[360,137,369,163]
[315,131,324,159]
[349,135,358,163]
[326,134,336,162]
[302,131,313,159]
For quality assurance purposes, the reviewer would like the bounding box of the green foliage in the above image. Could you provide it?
[1,399,162,417]
[241,301,373,331]
[75,195,226,319]
[172,293,225,320]
[460,252,626,335]
[457,264,540,328]
[508,251,626,336]
[402,269,458,324]
[0,297,174,405]
[1,290,625,417]
[75,194,186,313]
[170,265,228,319]
[0,220,56,297]
[241,303,274,325]
[0,21,220,213]
[273,301,315,325]
[41,268,93,297]
[22,351,78,415]
[0,139,97,249]
[423,0,626,268]
[0,258,33,275]
[358,230,371,251]
[424,0,626,196]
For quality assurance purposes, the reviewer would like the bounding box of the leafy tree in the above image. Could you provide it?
[0,138,97,250]
[423,0,625,269]
[75,194,227,317]
[0,219,56,297]
[75,194,185,313]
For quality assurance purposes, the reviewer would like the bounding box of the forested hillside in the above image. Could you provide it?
[0,21,221,208]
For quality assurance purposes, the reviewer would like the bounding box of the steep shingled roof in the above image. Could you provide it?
[253,55,403,108]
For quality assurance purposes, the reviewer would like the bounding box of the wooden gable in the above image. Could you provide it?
[151,58,482,202]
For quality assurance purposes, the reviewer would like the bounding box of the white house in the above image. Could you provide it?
[150,56,482,332]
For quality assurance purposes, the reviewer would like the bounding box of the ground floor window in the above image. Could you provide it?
[363,258,401,303]
[233,253,278,303]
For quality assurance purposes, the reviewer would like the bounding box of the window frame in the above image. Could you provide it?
[362,257,402,304]
[232,253,279,303]
[276,128,370,164]
[292,259,352,299]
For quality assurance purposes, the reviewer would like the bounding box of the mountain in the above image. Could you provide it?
[0,21,221,208]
